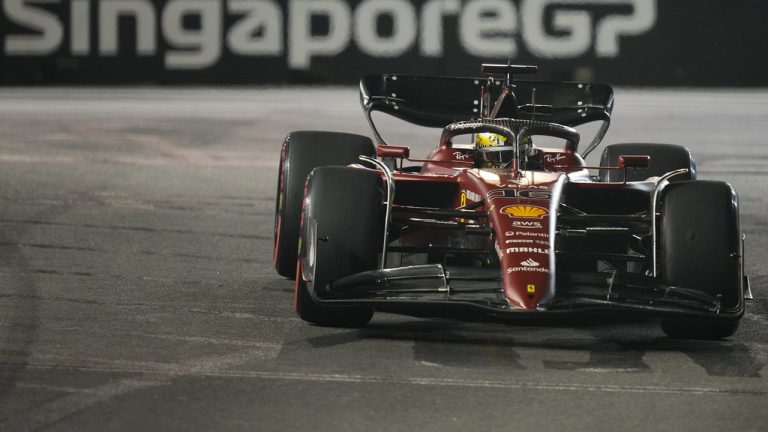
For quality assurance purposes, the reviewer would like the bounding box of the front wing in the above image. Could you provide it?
[310,264,745,322]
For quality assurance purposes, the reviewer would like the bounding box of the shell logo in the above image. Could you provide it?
[500,205,548,219]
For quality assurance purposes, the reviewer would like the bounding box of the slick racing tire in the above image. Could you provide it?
[661,318,740,341]
[274,131,375,278]
[295,166,383,327]
[599,143,696,182]
[660,180,742,340]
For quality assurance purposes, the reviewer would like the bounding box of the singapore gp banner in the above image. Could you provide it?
[0,0,766,85]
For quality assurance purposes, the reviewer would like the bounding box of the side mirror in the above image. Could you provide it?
[618,155,650,169]
[376,145,410,159]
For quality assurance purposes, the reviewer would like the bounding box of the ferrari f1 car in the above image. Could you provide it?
[273,64,752,339]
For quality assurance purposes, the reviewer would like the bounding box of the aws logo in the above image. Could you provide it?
[512,220,542,229]
[500,205,548,219]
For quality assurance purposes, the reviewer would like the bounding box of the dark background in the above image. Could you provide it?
[1,0,766,86]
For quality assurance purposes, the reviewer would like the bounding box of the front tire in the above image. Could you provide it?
[661,318,740,340]
[295,166,383,327]
[274,131,374,278]
[659,180,742,339]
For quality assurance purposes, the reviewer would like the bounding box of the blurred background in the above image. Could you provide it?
[1,2,767,431]
[1,0,766,86]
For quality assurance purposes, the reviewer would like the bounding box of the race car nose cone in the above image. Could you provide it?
[502,251,551,310]
[505,289,541,310]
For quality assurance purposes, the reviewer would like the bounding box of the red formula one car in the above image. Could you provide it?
[273,64,751,339]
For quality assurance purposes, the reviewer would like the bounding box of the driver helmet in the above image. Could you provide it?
[475,132,513,168]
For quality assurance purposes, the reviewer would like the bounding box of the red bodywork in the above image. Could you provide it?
[386,144,588,310]
[286,66,746,332]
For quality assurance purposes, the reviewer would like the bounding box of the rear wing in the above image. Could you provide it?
[360,74,614,157]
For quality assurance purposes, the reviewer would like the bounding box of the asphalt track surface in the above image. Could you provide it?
[0,87,766,432]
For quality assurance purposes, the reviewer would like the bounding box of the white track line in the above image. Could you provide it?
[1,379,165,432]
[0,348,276,432]
[12,360,765,397]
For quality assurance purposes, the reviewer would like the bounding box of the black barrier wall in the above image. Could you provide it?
[0,0,766,85]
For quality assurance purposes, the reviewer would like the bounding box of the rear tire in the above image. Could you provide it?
[599,143,696,182]
[274,131,374,278]
[659,180,742,340]
[295,166,382,327]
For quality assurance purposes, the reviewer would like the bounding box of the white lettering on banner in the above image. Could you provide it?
[595,0,656,57]
[71,0,89,55]
[1,0,657,70]
[420,0,460,57]
[354,0,417,57]
[523,0,657,58]
[228,0,283,56]
[522,0,592,58]
[289,0,351,69]
[99,0,156,56]
[459,0,518,58]
[4,0,63,55]
[163,0,221,69]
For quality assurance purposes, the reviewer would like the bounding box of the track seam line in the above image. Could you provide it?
[4,363,764,397]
